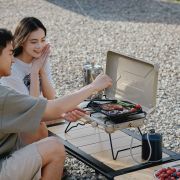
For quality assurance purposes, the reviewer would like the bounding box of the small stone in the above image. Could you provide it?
[175,129,180,137]
[177,120,180,126]
[164,143,170,148]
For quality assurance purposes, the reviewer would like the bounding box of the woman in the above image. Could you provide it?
[1,17,86,144]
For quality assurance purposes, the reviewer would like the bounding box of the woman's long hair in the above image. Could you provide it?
[13,17,46,57]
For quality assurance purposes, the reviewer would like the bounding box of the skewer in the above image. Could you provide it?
[115,74,122,84]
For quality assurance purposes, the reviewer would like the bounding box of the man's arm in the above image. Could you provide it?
[42,74,112,121]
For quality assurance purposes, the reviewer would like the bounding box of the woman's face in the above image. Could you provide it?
[22,28,46,59]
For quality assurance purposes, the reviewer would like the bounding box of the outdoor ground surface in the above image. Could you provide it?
[0,0,179,179]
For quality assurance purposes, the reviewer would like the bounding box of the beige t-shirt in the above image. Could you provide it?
[0,85,47,169]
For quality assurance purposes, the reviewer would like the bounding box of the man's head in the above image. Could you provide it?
[0,29,14,77]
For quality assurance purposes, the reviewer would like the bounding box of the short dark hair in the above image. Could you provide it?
[0,28,13,55]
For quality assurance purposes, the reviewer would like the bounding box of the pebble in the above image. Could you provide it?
[176,129,180,137]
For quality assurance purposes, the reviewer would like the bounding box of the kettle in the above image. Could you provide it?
[142,129,162,162]
[82,61,103,99]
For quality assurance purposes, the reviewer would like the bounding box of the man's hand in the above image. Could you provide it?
[62,108,88,122]
[91,73,112,92]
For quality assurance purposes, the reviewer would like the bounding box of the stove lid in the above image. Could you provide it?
[105,51,159,113]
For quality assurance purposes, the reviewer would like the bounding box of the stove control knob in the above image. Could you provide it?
[128,123,133,127]
[91,121,98,127]
[105,126,114,133]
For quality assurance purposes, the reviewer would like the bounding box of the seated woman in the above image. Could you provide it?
[0,17,86,145]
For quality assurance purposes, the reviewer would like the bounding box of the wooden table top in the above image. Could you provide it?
[48,121,179,179]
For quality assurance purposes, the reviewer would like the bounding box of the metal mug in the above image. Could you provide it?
[82,62,103,99]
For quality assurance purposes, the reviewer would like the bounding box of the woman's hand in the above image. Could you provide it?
[62,108,88,122]
[32,44,50,73]
[91,73,112,92]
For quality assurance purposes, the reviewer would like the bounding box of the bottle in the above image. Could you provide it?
[82,61,92,86]
[82,61,103,99]
[142,129,162,161]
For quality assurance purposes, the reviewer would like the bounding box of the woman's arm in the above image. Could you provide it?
[30,45,50,97]
[40,68,56,99]
[29,68,40,97]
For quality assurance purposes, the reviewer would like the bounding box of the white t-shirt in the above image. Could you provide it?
[0,57,53,95]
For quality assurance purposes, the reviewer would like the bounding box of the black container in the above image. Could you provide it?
[142,129,162,161]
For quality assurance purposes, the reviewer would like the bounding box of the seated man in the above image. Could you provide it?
[0,28,112,180]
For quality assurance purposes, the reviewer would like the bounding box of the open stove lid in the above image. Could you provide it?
[105,51,159,113]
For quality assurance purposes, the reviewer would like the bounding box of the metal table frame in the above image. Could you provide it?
[48,127,180,180]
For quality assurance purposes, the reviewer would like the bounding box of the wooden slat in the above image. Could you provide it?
[69,131,127,147]
[79,135,140,154]
[92,145,141,159]
[92,147,141,170]
[59,127,103,140]
[48,121,91,133]
[49,123,104,140]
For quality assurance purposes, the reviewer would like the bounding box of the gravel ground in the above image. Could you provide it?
[0,0,179,179]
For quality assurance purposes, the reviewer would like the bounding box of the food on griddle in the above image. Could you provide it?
[130,108,137,113]
[103,109,129,115]
[134,104,141,109]
[103,110,122,115]
[117,101,142,112]
[86,100,144,121]
[100,104,123,111]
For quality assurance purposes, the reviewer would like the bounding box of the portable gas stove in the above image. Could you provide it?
[65,51,159,160]
[74,98,146,133]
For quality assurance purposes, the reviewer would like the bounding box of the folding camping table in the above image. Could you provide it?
[48,121,180,180]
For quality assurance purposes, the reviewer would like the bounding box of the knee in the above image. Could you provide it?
[47,137,66,160]
[37,137,66,165]
[49,137,65,156]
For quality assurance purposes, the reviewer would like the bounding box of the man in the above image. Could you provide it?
[0,28,112,180]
